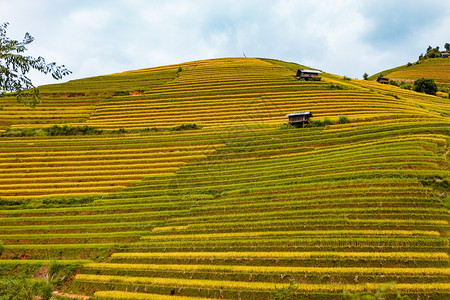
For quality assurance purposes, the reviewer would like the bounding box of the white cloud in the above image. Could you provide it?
[0,0,449,86]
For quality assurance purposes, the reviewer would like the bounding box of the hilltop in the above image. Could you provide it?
[0,58,449,299]
[369,58,450,83]
[368,47,450,97]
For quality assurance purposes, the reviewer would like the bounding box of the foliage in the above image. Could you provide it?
[272,280,298,300]
[338,114,349,124]
[44,124,103,136]
[418,44,450,60]
[0,276,53,300]
[388,80,399,87]
[327,83,344,90]
[2,127,45,137]
[343,282,408,300]
[0,22,71,107]
[307,118,334,127]
[47,260,78,289]
[1,125,103,136]
[113,91,130,96]
[363,73,368,80]
[413,78,437,95]
[42,195,97,206]
[419,176,449,199]
[323,117,333,125]
[398,82,412,90]
[310,119,323,127]
[169,123,200,131]
[384,92,399,99]
[0,242,4,256]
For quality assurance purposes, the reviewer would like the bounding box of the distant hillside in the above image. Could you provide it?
[369,58,450,85]
[0,58,449,299]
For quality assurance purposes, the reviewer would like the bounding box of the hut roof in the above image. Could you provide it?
[286,112,313,117]
[298,69,321,74]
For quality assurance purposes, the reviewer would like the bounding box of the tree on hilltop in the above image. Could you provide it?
[0,22,71,107]
[445,43,450,51]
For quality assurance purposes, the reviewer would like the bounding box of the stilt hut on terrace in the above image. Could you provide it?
[286,112,313,127]
[377,77,389,84]
[296,69,321,80]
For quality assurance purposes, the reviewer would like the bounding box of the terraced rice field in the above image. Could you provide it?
[0,57,449,299]
[369,57,450,86]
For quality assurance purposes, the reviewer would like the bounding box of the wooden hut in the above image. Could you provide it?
[286,112,313,127]
[296,69,321,79]
[377,77,389,84]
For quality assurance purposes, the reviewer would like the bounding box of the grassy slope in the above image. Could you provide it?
[368,58,450,86]
[0,57,449,299]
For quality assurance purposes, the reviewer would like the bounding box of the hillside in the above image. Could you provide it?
[0,57,449,299]
[369,57,450,94]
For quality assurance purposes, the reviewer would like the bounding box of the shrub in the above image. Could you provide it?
[116,128,128,134]
[388,80,399,87]
[0,276,53,300]
[413,78,437,95]
[399,83,412,90]
[385,93,399,99]
[44,125,103,136]
[113,91,130,96]
[1,127,45,137]
[327,83,344,90]
[343,76,351,81]
[310,119,323,127]
[323,117,333,125]
[343,282,408,300]
[272,280,298,300]
[42,195,96,206]
[170,123,200,131]
[177,66,183,72]
[338,115,349,124]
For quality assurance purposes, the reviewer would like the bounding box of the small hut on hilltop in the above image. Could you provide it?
[296,69,321,80]
[377,77,389,84]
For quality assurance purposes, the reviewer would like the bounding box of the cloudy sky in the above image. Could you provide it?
[1,0,449,86]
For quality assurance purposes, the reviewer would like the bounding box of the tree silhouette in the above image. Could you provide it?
[0,22,71,107]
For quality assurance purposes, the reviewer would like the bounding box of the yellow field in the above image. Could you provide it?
[1,57,449,299]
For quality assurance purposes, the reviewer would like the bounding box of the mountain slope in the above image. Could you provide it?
[369,57,450,89]
[0,58,449,299]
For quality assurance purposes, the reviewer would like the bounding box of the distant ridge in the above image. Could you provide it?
[369,57,450,90]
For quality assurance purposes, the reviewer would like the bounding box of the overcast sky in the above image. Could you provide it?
[1,0,449,86]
